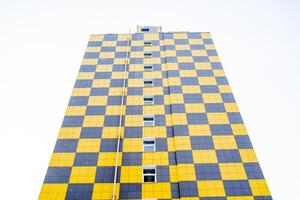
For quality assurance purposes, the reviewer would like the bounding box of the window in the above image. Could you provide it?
[144,65,153,71]
[144,41,152,46]
[144,115,154,126]
[144,79,153,87]
[144,52,152,57]
[143,95,154,105]
[143,166,156,182]
[143,138,155,152]
[141,28,150,32]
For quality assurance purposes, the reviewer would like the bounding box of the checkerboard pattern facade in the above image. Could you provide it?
[39,26,272,200]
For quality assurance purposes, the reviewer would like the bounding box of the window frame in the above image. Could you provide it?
[143,95,154,105]
[142,166,157,183]
[144,65,153,71]
[144,79,153,87]
[143,138,156,152]
[143,115,155,126]
[144,41,152,46]
[144,52,152,58]
[141,28,150,32]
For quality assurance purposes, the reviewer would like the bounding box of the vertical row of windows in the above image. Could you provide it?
[142,35,156,183]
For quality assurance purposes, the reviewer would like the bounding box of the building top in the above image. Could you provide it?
[137,25,162,33]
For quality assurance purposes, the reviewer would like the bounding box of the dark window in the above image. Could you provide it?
[143,167,156,182]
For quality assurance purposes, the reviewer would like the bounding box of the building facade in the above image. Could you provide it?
[39,26,272,200]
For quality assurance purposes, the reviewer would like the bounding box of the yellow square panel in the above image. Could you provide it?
[142,152,169,165]
[169,165,178,182]
[83,115,104,127]
[129,64,143,72]
[163,39,174,45]
[108,87,123,96]
[72,88,91,96]
[189,39,204,45]
[168,77,181,86]
[174,136,191,150]
[92,183,120,200]
[144,33,159,40]
[231,124,248,135]
[198,77,217,85]
[49,153,75,167]
[144,71,162,79]
[76,139,101,152]
[193,150,218,163]
[177,164,196,181]
[197,180,225,197]
[213,136,237,149]
[188,125,211,136]
[213,69,225,77]
[195,62,212,70]
[177,56,193,63]
[86,47,100,52]
[207,113,229,124]
[120,166,142,183]
[191,50,207,56]
[88,96,108,106]
[205,44,215,50]
[172,114,187,125]
[239,149,258,162]
[201,32,211,39]
[167,138,175,151]
[65,106,86,116]
[209,56,220,62]
[143,126,167,137]
[182,86,201,93]
[69,166,96,183]
[96,65,113,72]
[77,72,95,80]
[111,72,125,79]
[92,79,110,88]
[249,179,271,196]
[39,183,68,200]
[131,40,143,46]
[123,138,142,152]
[218,85,232,93]
[143,87,163,95]
[101,127,120,138]
[82,59,98,65]
[202,93,223,103]
[128,79,143,87]
[118,34,130,40]
[173,33,188,39]
[97,152,122,166]
[165,63,179,70]
[185,104,206,113]
[125,115,142,127]
[169,94,184,104]
[224,103,239,112]
[180,70,197,77]
[219,163,247,180]
[99,52,114,58]
[175,45,190,50]
[114,58,127,65]
[90,34,104,41]
[143,105,165,115]
[142,183,171,199]
[58,127,81,139]
[116,46,129,52]
[126,96,143,105]
[130,51,144,58]
[102,41,117,47]
[165,50,176,57]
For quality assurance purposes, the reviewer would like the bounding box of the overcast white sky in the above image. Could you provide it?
[0,0,299,199]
